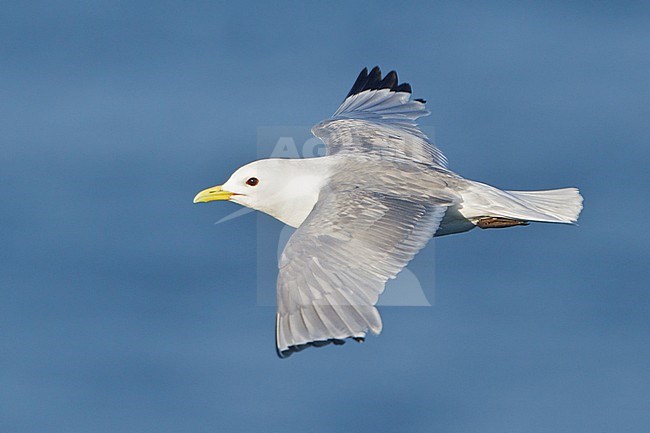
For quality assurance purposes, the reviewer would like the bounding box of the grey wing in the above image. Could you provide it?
[311,66,447,167]
[275,185,453,357]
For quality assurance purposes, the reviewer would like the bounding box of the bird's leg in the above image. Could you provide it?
[476,217,529,229]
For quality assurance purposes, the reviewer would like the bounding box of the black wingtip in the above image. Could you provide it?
[365,66,382,90]
[379,70,398,90]
[395,83,412,94]
[345,67,369,99]
[345,66,414,99]
[278,338,347,358]
[277,335,367,358]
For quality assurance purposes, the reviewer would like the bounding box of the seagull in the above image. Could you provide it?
[194,67,583,358]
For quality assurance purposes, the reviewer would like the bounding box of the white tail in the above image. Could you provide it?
[460,182,584,224]
[504,188,583,223]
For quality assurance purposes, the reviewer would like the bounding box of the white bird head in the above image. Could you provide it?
[193,158,330,227]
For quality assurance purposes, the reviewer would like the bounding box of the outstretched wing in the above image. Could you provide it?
[275,173,455,357]
[312,66,447,167]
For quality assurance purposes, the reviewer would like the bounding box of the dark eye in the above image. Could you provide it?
[246,177,259,186]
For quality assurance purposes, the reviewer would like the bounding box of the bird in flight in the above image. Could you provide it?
[194,67,583,358]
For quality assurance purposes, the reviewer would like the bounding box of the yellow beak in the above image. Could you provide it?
[193,185,233,203]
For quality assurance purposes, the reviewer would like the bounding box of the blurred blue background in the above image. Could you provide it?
[2,2,649,432]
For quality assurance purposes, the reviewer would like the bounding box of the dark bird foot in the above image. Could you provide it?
[476,217,529,229]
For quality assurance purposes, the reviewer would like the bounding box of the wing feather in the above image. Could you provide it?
[312,66,447,167]
[275,170,454,357]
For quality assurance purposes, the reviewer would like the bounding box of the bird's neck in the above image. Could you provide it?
[262,157,334,228]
